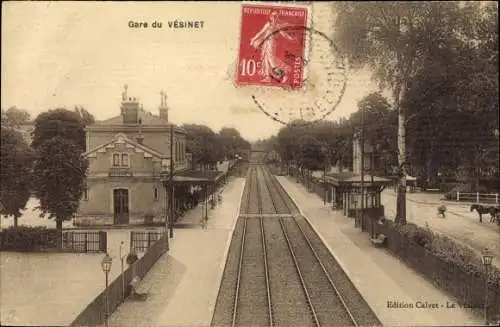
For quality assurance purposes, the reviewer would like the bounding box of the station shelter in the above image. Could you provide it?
[161,169,230,223]
[324,172,392,229]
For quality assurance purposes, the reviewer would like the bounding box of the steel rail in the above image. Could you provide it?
[260,217,274,327]
[279,217,320,327]
[256,166,263,215]
[231,217,247,327]
[261,167,281,214]
[244,167,254,214]
[264,167,293,214]
[294,220,359,327]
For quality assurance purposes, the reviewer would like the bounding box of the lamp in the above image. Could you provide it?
[101,253,112,273]
[101,253,112,327]
[482,249,494,325]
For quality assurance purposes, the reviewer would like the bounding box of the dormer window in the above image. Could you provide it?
[112,152,130,167]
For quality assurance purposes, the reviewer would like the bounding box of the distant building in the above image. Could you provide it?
[77,86,189,225]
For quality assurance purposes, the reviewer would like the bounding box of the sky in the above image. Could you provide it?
[2,1,381,142]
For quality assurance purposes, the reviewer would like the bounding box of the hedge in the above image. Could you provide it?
[374,220,500,319]
[298,175,500,319]
[0,226,61,252]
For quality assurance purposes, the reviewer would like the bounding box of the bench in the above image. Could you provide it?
[370,234,387,247]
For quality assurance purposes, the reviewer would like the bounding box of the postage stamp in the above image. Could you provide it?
[236,4,309,90]
[230,2,348,127]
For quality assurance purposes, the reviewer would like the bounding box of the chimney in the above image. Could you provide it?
[136,118,144,144]
[121,85,139,124]
[159,90,169,122]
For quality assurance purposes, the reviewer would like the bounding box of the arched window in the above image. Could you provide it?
[154,187,159,201]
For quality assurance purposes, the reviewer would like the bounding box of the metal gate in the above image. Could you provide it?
[130,231,164,252]
[62,231,107,253]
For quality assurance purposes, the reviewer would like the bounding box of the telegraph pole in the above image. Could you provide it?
[360,105,365,232]
[169,124,174,238]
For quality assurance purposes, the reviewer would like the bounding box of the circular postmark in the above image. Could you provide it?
[229,24,347,126]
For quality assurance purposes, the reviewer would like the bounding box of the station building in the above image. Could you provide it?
[76,86,191,225]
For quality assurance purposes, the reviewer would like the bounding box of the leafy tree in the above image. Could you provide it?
[333,2,464,224]
[74,106,96,126]
[1,107,31,128]
[0,127,33,227]
[31,136,88,230]
[299,134,326,172]
[217,127,250,159]
[402,2,498,188]
[32,108,86,150]
[182,124,223,170]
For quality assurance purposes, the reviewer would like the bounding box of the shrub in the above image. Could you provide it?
[0,226,60,251]
[388,220,500,289]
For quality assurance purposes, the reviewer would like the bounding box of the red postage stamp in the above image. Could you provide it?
[236,4,309,90]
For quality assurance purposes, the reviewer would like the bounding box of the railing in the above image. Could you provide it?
[130,231,164,252]
[70,232,169,327]
[62,231,107,253]
[109,167,133,177]
[456,192,499,204]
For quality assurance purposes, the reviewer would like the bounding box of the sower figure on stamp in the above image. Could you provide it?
[250,11,296,83]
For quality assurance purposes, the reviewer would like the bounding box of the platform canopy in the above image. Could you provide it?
[324,172,392,189]
[161,169,226,186]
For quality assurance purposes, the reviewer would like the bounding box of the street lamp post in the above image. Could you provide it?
[321,144,328,206]
[119,241,125,302]
[169,124,174,238]
[101,253,112,327]
[360,100,366,232]
[482,249,494,325]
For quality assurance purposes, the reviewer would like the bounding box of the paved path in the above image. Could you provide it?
[277,177,483,327]
[382,190,500,270]
[108,177,245,327]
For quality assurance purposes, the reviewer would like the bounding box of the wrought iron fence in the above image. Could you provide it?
[62,231,107,253]
[130,230,164,252]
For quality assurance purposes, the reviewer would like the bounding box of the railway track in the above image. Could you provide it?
[212,164,381,327]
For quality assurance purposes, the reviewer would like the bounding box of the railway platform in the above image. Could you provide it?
[276,176,483,327]
[107,177,245,327]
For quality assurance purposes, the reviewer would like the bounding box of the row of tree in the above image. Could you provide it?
[181,124,251,170]
[1,106,251,229]
[1,107,94,228]
[260,2,498,224]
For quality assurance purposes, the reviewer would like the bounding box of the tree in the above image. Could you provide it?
[74,106,96,126]
[1,107,31,128]
[217,127,250,159]
[31,136,88,230]
[0,127,33,227]
[333,2,463,224]
[402,2,498,188]
[32,108,86,150]
[182,124,223,170]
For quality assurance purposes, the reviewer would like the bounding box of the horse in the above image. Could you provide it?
[470,204,499,223]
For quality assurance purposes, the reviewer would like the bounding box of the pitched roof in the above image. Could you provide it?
[82,133,166,158]
[95,110,168,126]
[325,172,392,185]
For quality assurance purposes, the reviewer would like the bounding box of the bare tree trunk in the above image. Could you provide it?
[56,217,63,230]
[395,87,407,225]
[14,216,18,228]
